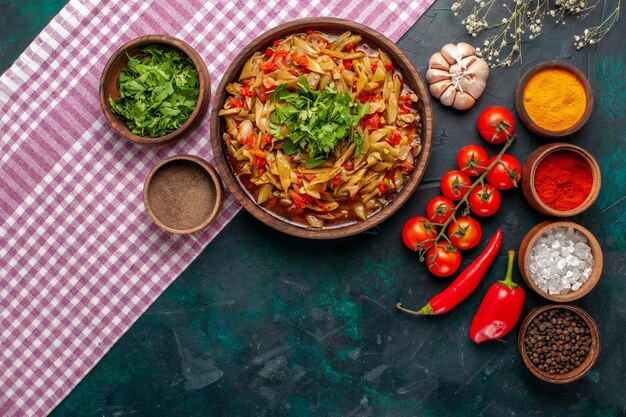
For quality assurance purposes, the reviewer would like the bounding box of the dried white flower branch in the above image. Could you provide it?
[451,0,620,67]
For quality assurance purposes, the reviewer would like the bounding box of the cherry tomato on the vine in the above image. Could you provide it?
[448,217,482,250]
[485,154,522,190]
[468,184,501,217]
[426,243,462,278]
[440,170,472,201]
[477,106,515,144]
[425,196,455,224]
[456,145,488,176]
[402,216,437,251]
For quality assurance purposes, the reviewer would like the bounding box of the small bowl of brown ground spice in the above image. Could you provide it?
[144,155,223,234]
[518,304,600,383]
[515,61,593,138]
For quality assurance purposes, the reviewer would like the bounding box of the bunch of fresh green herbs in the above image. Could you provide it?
[268,76,369,168]
[108,45,199,138]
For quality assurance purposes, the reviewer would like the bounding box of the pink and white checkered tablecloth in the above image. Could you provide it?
[0,0,433,415]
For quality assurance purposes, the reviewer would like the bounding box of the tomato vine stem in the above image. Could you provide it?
[419,133,517,260]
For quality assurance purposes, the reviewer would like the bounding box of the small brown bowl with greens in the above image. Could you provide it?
[100,35,210,147]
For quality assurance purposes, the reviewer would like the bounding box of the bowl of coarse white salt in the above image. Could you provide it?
[518,221,603,302]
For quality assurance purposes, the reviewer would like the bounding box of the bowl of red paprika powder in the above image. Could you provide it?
[522,143,601,217]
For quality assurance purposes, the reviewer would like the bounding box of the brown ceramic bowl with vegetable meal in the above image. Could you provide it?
[210,18,433,239]
[100,35,211,147]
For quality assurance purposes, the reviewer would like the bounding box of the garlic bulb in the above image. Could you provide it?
[426,43,489,111]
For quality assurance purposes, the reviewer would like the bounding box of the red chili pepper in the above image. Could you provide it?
[384,63,394,71]
[343,59,352,70]
[396,229,502,315]
[264,48,274,57]
[469,250,525,343]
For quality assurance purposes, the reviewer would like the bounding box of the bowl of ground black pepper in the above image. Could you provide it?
[143,155,223,234]
[522,143,601,217]
[515,61,593,138]
[518,304,600,384]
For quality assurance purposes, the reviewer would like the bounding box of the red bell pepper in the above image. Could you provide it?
[469,250,525,343]
[396,229,502,315]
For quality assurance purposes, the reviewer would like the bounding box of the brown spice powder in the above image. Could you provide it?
[148,160,216,230]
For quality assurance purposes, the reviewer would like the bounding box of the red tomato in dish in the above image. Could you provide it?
[456,145,489,176]
[402,216,437,251]
[477,106,515,144]
[448,217,482,250]
[440,170,472,201]
[425,196,455,224]
[468,184,501,217]
[426,243,462,277]
[361,113,381,131]
[486,154,522,190]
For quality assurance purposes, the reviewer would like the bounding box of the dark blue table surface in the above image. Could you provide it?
[2,1,625,416]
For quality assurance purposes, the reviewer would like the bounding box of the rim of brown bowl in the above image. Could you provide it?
[518,304,600,384]
[100,35,211,147]
[521,142,601,217]
[209,17,433,239]
[518,220,603,302]
[143,155,224,234]
[515,60,593,139]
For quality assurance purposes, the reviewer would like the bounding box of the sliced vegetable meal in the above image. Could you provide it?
[219,30,423,228]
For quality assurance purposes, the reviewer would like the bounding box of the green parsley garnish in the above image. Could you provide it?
[108,45,199,138]
[268,75,369,168]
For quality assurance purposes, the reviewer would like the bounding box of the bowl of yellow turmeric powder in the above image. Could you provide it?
[515,61,593,138]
